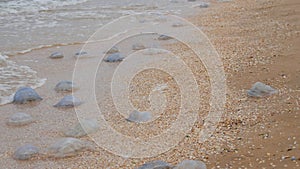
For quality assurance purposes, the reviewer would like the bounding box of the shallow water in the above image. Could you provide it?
[0,54,46,105]
[0,0,210,105]
[0,0,204,55]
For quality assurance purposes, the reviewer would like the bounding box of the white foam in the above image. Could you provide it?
[0,0,89,15]
[0,54,47,105]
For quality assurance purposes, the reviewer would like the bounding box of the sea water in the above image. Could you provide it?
[0,0,211,105]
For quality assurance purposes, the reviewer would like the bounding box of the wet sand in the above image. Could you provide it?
[0,0,299,168]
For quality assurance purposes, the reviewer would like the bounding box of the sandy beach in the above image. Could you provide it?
[0,0,299,168]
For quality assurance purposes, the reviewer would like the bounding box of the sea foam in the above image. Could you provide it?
[0,54,46,105]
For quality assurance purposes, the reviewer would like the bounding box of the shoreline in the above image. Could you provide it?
[0,0,299,168]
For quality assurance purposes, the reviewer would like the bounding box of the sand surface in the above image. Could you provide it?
[0,0,299,168]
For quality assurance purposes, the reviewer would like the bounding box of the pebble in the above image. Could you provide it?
[174,160,207,169]
[132,43,146,50]
[46,138,91,158]
[158,35,173,40]
[106,46,119,54]
[54,95,82,108]
[13,144,39,160]
[49,52,64,59]
[137,160,172,169]
[64,119,99,138]
[247,82,278,97]
[104,53,124,62]
[7,112,34,126]
[13,87,42,104]
[54,80,77,92]
[126,110,152,123]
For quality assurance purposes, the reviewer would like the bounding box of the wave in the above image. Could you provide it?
[0,0,89,15]
[0,54,47,105]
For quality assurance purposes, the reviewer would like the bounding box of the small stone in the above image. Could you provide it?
[13,144,39,160]
[127,110,152,123]
[50,52,64,59]
[282,156,289,160]
[247,82,278,97]
[54,80,77,92]
[174,160,207,169]
[158,35,173,40]
[64,119,99,138]
[7,113,34,126]
[46,138,91,158]
[104,53,124,62]
[54,95,82,108]
[13,87,42,104]
[291,156,297,161]
[106,46,119,54]
[137,160,172,169]
[132,43,146,50]
[74,51,88,58]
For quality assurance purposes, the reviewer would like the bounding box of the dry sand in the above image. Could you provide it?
[0,0,299,168]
